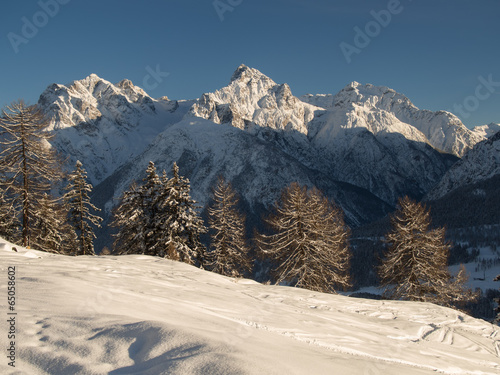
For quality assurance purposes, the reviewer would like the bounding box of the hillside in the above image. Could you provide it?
[1,240,499,375]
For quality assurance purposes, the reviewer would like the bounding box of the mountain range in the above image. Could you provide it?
[36,65,499,249]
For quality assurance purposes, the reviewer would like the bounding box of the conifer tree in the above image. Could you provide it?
[64,161,102,255]
[161,162,207,267]
[257,183,352,293]
[379,196,475,306]
[111,181,146,255]
[208,176,252,277]
[0,100,61,247]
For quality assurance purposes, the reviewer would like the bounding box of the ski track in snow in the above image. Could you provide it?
[0,241,499,375]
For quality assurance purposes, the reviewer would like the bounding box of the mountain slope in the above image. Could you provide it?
[426,131,500,201]
[2,240,499,375]
[92,118,390,250]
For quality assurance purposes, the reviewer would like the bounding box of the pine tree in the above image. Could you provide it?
[379,196,475,306]
[161,162,207,267]
[64,161,102,255]
[208,176,252,277]
[112,162,207,265]
[111,181,146,255]
[257,183,352,293]
[0,100,61,248]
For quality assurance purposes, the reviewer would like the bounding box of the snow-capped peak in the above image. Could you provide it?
[188,65,318,133]
[302,82,483,156]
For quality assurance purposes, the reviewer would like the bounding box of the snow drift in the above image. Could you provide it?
[1,239,499,375]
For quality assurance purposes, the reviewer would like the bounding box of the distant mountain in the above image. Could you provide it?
[35,65,497,251]
[472,123,500,139]
[188,65,461,204]
[426,130,500,201]
[301,82,483,157]
[38,74,192,184]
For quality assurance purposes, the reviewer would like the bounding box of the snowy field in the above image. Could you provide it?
[1,239,499,375]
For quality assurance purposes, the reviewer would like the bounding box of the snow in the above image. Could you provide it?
[1,239,499,375]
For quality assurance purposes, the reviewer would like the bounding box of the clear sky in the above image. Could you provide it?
[1,0,499,128]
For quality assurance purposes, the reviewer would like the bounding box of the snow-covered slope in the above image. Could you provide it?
[472,123,500,139]
[38,74,193,183]
[1,240,499,375]
[93,118,389,230]
[302,82,484,157]
[426,131,500,201]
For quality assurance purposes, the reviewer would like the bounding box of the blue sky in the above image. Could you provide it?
[1,0,499,128]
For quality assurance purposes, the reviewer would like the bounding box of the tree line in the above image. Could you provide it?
[0,101,102,255]
[0,100,485,312]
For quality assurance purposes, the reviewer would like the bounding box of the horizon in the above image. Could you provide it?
[1,0,499,128]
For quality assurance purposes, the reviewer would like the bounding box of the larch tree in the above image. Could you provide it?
[31,193,76,254]
[207,176,252,277]
[161,162,207,267]
[64,161,102,255]
[0,190,19,242]
[257,183,352,293]
[0,100,63,249]
[379,196,475,306]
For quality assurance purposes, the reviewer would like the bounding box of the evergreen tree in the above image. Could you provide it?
[0,100,61,248]
[208,176,252,277]
[257,183,352,293]
[379,196,475,306]
[111,181,146,255]
[64,161,102,255]
[161,162,207,267]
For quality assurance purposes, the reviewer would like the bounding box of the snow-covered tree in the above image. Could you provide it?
[112,162,207,267]
[207,176,252,277]
[257,183,352,293]
[111,181,147,255]
[64,161,102,255]
[0,100,61,247]
[379,196,475,306]
[160,162,207,267]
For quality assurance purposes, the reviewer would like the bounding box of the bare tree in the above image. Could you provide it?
[0,100,62,248]
[208,176,252,277]
[257,183,352,293]
[379,196,476,306]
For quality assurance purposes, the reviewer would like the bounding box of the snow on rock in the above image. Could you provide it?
[426,130,500,200]
[1,238,499,375]
[188,64,320,134]
[38,74,193,184]
[472,123,500,139]
[302,82,484,156]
